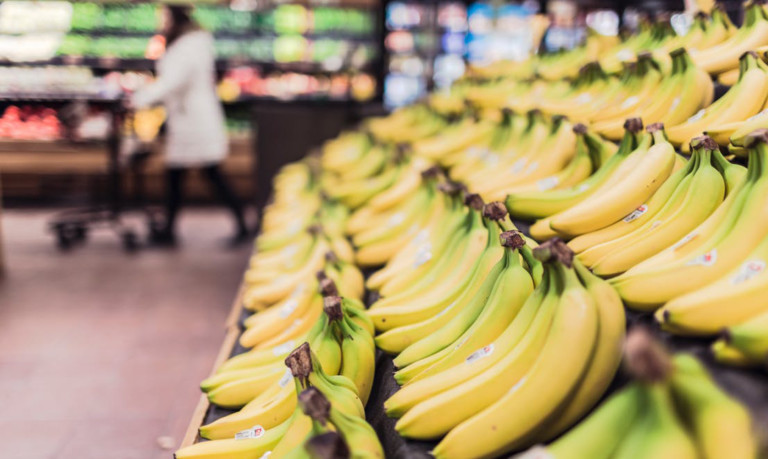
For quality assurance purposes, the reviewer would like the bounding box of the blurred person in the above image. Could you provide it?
[131,5,248,247]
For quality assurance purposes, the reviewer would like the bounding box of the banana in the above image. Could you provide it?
[539,385,643,459]
[721,309,768,362]
[711,339,758,367]
[532,261,625,441]
[328,405,384,458]
[618,383,698,459]
[175,417,291,458]
[549,123,676,237]
[324,296,376,405]
[669,354,757,459]
[429,252,599,457]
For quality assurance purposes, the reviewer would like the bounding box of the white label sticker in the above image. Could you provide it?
[467,147,489,158]
[616,49,634,61]
[454,337,468,350]
[537,176,559,191]
[623,204,648,222]
[386,212,406,228]
[514,446,555,459]
[686,109,706,123]
[272,340,296,356]
[278,368,293,387]
[466,344,495,364]
[511,158,528,174]
[672,232,698,251]
[412,229,430,245]
[281,244,298,259]
[484,153,499,167]
[731,260,766,285]
[575,93,592,104]
[747,109,768,122]
[686,249,718,267]
[279,299,299,319]
[290,283,306,299]
[436,300,458,318]
[413,250,433,268]
[288,220,303,234]
[235,425,265,440]
[620,96,639,110]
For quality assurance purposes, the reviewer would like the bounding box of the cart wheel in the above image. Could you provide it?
[55,229,73,251]
[122,231,139,253]
[73,225,88,242]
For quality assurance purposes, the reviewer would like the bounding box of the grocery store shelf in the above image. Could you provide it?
[0,56,376,75]
[180,282,245,449]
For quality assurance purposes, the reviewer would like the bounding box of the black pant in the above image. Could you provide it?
[164,164,246,235]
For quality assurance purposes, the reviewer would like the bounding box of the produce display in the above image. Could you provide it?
[180,2,768,458]
[0,1,380,101]
[0,105,61,141]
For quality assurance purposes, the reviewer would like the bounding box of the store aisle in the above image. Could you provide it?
[0,209,250,459]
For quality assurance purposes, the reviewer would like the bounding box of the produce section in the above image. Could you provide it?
[179,2,768,458]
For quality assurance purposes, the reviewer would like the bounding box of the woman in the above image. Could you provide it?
[132,5,248,246]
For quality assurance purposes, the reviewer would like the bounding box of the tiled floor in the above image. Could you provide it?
[0,209,251,459]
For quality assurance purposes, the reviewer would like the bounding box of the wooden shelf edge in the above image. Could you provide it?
[179,281,245,449]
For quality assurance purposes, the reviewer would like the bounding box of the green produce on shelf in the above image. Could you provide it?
[70,2,102,31]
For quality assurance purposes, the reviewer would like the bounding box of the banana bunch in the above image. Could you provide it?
[367,197,505,337]
[691,1,768,76]
[590,49,713,140]
[460,115,580,202]
[506,119,642,220]
[529,122,677,241]
[201,291,374,413]
[239,259,363,349]
[612,129,768,312]
[664,7,734,55]
[273,386,383,459]
[269,345,382,458]
[345,161,447,267]
[243,223,355,311]
[386,239,625,459]
[712,310,768,367]
[571,136,734,277]
[529,328,756,459]
[410,112,497,164]
[200,298,346,412]
[366,104,447,144]
[391,226,542,383]
[667,51,768,151]
[176,342,380,458]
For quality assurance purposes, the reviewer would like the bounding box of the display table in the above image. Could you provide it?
[182,219,768,457]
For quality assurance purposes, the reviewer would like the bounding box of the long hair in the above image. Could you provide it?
[164,5,200,46]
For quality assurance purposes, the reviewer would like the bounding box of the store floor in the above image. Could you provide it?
[0,209,251,459]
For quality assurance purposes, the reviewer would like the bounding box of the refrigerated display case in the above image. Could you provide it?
[384,0,467,107]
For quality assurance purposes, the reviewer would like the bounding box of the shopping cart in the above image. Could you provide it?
[49,103,161,252]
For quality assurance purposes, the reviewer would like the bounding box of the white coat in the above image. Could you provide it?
[132,30,228,167]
